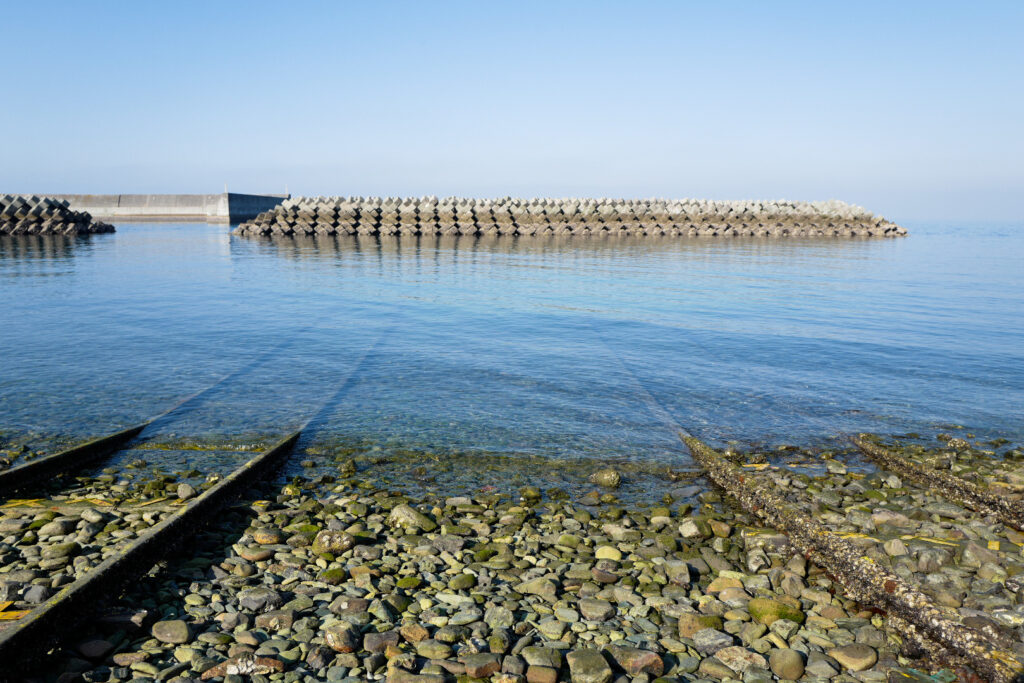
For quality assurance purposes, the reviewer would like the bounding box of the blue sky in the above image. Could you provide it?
[2,1,1021,221]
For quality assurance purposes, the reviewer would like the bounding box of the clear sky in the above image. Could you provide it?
[2,1,1021,222]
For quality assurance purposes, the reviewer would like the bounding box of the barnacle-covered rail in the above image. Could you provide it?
[682,434,1024,683]
[0,424,146,497]
[0,331,386,677]
[0,431,302,678]
[852,434,1024,531]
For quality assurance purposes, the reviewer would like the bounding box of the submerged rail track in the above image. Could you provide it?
[852,433,1024,531]
[0,332,385,677]
[597,336,1024,682]
[681,435,1024,683]
[0,334,305,497]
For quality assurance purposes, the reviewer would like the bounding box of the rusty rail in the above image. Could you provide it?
[682,434,1024,683]
[851,434,1024,532]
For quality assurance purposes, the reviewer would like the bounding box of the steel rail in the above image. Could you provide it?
[597,333,1022,681]
[0,334,305,497]
[852,434,1024,532]
[0,330,385,677]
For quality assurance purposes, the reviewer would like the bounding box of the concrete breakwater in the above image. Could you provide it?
[235,197,907,239]
[0,195,113,235]
[10,192,289,224]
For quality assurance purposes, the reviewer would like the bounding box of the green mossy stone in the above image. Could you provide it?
[748,597,805,625]
[397,576,422,590]
[319,568,348,585]
[449,573,477,591]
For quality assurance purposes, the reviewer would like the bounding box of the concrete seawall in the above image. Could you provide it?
[33,192,288,224]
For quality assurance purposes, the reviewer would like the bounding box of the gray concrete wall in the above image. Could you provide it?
[226,193,291,223]
[39,193,288,224]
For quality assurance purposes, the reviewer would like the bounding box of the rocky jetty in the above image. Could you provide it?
[235,197,906,239]
[0,195,114,235]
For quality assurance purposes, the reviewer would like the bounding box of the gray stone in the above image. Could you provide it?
[566,648,612,683]
[152,620,190,645]
[692,628,734,655]
[387,504,437,532]
[828,644,877,672]
[769,648,804,680]
[238,586,283,612]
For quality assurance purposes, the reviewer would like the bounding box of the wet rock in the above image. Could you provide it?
[324,623,361,653]
[199,652,284,680]
[252,528,284,544]
[388,504,438,532]
[152,620,190,644]
[305,644,335,670]
[678,613,724,638]
[516,577,558,601]
[77,639,114,660]
[828,643,878,671]
[461,652,501,678]
[364,630,399,653]
[804,651,839,678]
[329,595,369,616]
[605,645,663,676]
[23,584,52,603]
[521,647,562,669]
[566,648,612,683]
[769,648,805,680]
[692,628,734,654]
[417,639,453,660]
[237,586,283,612]
[715,645,767,674]
[312,530,355,555]
[588,469,621,489]
[579,598,614,622]
[747,598,804,625]
[41,541,80,559]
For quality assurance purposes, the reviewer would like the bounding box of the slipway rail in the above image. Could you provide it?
[0,331,385,677]
[596,334,1023,682]
[681,435,1024,683]
[851,434,1024,532]
[0,431,301,678]
[0,424,146,497]
[0,334,304,497]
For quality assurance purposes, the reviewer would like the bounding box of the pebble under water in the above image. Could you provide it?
[0,221,1022,480]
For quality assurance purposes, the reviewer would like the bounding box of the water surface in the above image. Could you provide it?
[1,223,1021,475]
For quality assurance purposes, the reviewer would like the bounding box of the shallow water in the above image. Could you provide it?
[1,223,1021,475]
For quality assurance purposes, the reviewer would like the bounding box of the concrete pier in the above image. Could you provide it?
[33,192,289,224]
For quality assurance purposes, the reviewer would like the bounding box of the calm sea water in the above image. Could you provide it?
[1,222,1021,473]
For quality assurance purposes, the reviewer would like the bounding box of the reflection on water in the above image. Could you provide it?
[0,223,1021,473]
[0,234,87,278]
